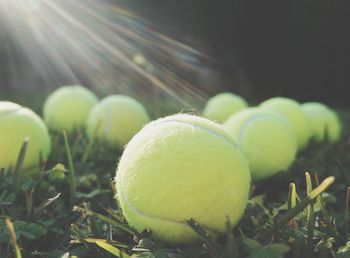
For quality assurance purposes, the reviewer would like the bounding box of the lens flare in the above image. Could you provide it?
[0,0,216,107]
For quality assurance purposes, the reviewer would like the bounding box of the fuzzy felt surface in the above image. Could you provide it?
[302,102,341,144]
[224,108,297,180]
[43,85,98,132]
[86,95,150,148]
[0,101,51,171]
[116,114,251,243]
[202,92,248,123]
[260,97,312,150]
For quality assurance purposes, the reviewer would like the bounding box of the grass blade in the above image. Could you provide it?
[305,172,314,258]
[95,241,129,257]
[288,183,299,229]
[288,183,297,210]
[37,193,61,212]
[12,138,29,193]
[314,173,338,236]
[73,206,136,236]
[345,187,350,232]
[4,217,22,258]
[63,131,76,205]
[259,176,335,240]
[71,238,130,256]
[187,218,225,258]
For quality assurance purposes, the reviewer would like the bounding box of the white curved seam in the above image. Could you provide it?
[119,187,220,234]
[237,115,264,146]
[0,109,22,119]
[156,119,238,148]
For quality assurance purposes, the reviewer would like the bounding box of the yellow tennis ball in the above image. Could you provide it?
[86,95,150,148]
[203,92,248,123]
[302,102,341,144]
[0,101,51,172]
[116,114,251,243]
[224,108,297,180]
[260,97,312,150]
[43,85,98,133]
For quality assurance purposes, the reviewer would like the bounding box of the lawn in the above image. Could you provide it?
[1,93,350,258]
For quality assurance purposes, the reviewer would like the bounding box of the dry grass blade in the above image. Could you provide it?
[71,238,130,256]
[4,217,22,258]
[37,193,61,212]
[259,176,335,240]
[305,172,315,258]
[73,206,136,235]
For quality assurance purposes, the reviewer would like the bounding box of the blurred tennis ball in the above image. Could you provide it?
[0,101,51,172]
[203,92,248,123]
[43,85,98,133]
[260,97,312,150]
[86,95,150,148]
[302,102,341,144]
[224,108,297,180]
[116,114,251,243]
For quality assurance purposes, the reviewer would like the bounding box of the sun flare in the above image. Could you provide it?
[0,0,212,107]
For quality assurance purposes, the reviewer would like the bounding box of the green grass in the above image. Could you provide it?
[1,96,350,258]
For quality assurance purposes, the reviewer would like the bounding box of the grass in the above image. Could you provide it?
[1,95,350,258]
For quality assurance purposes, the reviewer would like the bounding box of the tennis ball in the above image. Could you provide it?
[43,85,98,132]
[302,102,341,144]
[86,95,150,148]
[0,101,51,172]
[203,92,248,123]
[260,97,312,150]
[224,108,297,180]
[116,114,251,243]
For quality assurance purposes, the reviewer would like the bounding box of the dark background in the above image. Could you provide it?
[130,0,350,105]
[1,0,350,106]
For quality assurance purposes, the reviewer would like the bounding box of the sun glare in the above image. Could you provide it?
[0,0,213,107]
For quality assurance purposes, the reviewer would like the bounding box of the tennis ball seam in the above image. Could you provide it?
[236,114,272,146]
[0,108,23,119]
[152,118,237,148]
[118,118,241,233]
[117,186,221,234]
